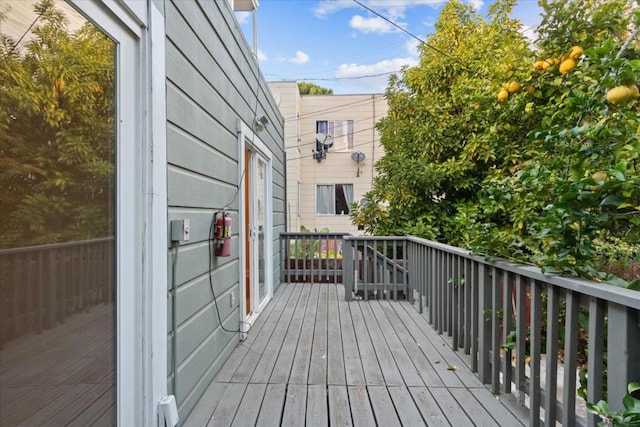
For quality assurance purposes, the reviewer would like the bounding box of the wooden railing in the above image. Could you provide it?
[340,235,640,426]
[0,238,114,348]
[280,232,350,283]
[342,236,409,301]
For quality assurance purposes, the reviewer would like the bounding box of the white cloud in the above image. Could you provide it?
[465,0,484,11]
[314,0,475,18]
[335,57,418,91]
[257,49,267,62]
[405,38,420,57]
[287,51,309,65]
[350,15,399,34]
[314,0,354,18]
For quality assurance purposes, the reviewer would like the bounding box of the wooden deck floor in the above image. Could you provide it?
[184,283,527,426]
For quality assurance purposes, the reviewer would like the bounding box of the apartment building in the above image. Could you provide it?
[269,82,388,234]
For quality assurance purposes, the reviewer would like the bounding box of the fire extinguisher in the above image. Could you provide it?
[215,211,232,257]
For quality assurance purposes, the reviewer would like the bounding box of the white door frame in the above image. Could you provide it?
[67,2,167,425]
[238,120,273,330]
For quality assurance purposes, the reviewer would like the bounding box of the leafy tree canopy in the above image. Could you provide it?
[298,81,333,95]
[351,0,639,287]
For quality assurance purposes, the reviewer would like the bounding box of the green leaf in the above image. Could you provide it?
[600,195,626,207]
[622,395,640,414]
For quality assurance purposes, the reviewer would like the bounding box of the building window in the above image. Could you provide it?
[316,184,353,215]
[316,120,354,151]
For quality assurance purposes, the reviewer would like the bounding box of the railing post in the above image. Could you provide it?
[502,271,513,395]
[529,280,542,427]
[562,290,579,425]
[544,286,560,426]
[490,267,500,394]
[587,297,605,427]
[478,263,491,383]
[343,237,353,301]
[280,233,285,283]
[607,303,640,413]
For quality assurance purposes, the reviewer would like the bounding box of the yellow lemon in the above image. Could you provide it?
[498,89,509,102]
[541,58,556,71]
[592,171,607,182]
[507,81,521,94]
[526,85,535,95]
[569,46,584,59]
[606,86,634,104]
[533,60,545,70]
[559,58,576,74]
[628,84,639,98]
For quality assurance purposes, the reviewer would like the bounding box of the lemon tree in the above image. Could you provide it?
[351,0,639,286]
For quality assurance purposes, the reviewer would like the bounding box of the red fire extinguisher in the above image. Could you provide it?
[215,211,232,257]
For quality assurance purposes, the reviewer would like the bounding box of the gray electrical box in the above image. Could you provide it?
[170,219,190,242]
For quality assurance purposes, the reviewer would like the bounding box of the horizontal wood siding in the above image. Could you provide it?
[165,0,284,422]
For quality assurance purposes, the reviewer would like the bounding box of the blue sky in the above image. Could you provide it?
[237,0,543,94]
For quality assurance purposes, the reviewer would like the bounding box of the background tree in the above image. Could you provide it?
[0,0,115,248]
[352,0,532,239]
[298,81,333,95]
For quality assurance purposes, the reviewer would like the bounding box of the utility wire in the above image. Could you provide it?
[290,115,381,145]
[289,123,381,150]
[271,71,397,82]
[351,0,489,81]
[283,95,385,121]
[285,137,384,162]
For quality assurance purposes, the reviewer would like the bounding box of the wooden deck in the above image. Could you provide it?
[184,283,527,426]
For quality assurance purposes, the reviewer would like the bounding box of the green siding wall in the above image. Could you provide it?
[164,0,285,422]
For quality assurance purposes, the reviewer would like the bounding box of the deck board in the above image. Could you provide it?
[255,383,286,427]
[269,285,312,384]
[281,384,307,426]
[337,286,366,386]
[349,300,385,386]
[326,284,346,386]
[208,382,246,426]
[230,383,267,427]
[408,386,451,426]
[289,285,320,384]
[308,285,328,385]
[184,283,529,427]
[306,384,329,426]
[328,385,351,427]
[250,285,303,384]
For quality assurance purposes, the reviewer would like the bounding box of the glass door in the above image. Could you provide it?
[256,156,268,305]
[245,149,272,317]
[0,1,117,424]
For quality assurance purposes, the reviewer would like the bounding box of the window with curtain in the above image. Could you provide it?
[316,184,353,215]
[316,120,354,151]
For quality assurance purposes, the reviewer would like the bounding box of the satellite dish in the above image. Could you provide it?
[351,151,366,162]
[314,133,334,162]
[351,151,366,177]
[316,133,334,146]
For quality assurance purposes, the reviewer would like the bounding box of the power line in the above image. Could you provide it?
[351,0,489,81]
[289,121,381,150]
[285,137,383,162]
[270,71,397,82]
[283,95,385,121]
